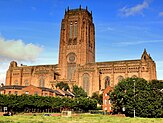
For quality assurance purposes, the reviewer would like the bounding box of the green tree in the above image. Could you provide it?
[109,77,163,118]
[56,82,70,91]
[72,85,87,98]
[91,92,103,105]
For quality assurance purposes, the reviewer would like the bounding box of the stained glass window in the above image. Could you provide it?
[83,73,90,94]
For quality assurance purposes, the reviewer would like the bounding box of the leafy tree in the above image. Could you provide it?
[56,82,70,91]
[91,92,103,105]
[0,94,97,113]
[109,77,163,118]
[72,85,87,98]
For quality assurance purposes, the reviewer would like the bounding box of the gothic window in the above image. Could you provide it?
[74,21,77,38]
[117,76,124,82]
[67,63,76,80]
[24,80,29,86]
[39,76,45,87]
[89,25,91,47]
[83,73,90,94]
[67,52,76,80]
[70,22,73,39]
[105,76,110,88]
[14,80,18,85]
[87,25,90,47]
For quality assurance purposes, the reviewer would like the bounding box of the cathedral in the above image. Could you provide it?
[5,6,157,96]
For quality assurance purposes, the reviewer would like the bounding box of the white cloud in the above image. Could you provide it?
[0,72,6,84]
[0,36,42,61]
[0,62,9,84]
[119,0,151,17]
[159,12,163,16]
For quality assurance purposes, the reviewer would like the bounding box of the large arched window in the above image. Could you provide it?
[74,21,77,38]
[39,76,45,87]
[70,22,73,38]
[24,80,29,86]
[67,52,76,80]
[83,73,90,94]
[117,76,124,82]
[105,76,110,88]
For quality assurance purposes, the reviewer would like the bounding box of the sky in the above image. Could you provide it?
[0,0,163,83]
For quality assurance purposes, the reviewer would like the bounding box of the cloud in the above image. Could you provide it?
[0,36,42,61]
[0,73,6,83]
[114,40,163,47]
[119,0,151,17]
[159,12,163,16]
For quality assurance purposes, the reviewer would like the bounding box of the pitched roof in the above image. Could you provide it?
[0,85,26,91]
[0,85,74,97]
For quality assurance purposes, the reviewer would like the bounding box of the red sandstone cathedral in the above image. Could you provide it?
[2,6,156,96]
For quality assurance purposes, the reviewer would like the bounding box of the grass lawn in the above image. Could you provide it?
[0,113,162,123]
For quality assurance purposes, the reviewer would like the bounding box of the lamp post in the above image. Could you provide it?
[133,79,136,118]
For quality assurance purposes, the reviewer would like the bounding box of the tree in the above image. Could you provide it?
[56,82,70,91]
[0,94,97,113]
[109,77,163,118]
[91,92,103,105]
[72,85,87,98]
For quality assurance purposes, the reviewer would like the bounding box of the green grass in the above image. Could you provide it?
[0,113,162,123]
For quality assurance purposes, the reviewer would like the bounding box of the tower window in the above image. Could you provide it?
[74,21,77,38]
[70,22,73,39]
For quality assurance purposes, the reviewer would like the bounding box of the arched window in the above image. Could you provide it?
[105,76,110,88]
[39,76,45,87]
[24,80,29,86]
[70,22,73,39]
[83,73,90,94]
[74,21,77,38]
[117,76,124,82]
[14,80,18,85]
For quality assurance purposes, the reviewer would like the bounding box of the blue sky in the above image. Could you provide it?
[0,0,163,83]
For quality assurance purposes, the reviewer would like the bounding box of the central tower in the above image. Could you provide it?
[58,6,95,82]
